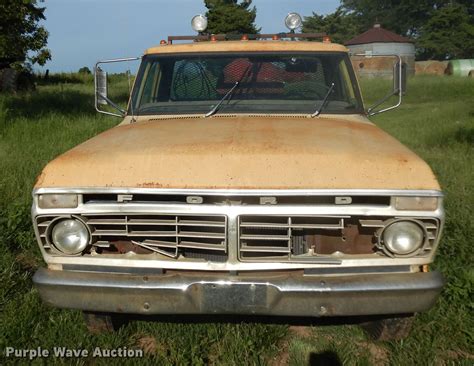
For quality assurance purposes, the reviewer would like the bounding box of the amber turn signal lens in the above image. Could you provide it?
[323,36,331,43]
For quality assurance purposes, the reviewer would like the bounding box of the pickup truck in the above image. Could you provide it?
[32,14,444,340]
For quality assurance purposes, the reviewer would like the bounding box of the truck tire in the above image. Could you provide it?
[83,312,125,334]
[0,68,18,92]
[361,314,414,341]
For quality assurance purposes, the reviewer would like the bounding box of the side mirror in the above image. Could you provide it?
[393,61,407,95]
[95,67,108,105]
[94,57,141,118]
[352,53,406,116]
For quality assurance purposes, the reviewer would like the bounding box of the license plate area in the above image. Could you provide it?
[192,282,270,313]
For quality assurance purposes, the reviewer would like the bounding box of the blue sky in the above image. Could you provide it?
[40,0,340,72]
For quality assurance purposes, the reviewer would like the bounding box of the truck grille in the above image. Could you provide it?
[239,215,348,260]
[36,210,439,263]
[238,215,438,261]
[37,214,227,260]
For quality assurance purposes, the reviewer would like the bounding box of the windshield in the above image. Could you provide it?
[130,52,363,116]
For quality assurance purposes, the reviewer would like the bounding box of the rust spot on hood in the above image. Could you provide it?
[137,182,168,188]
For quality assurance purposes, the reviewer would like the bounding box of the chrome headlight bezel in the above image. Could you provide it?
[46,216,90,255]
[378,219,428,257]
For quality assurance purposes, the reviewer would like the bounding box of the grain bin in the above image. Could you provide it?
[446,59,474,77]
[346,24,415,78]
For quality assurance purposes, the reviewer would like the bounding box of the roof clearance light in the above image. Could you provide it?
[191,14,208,33]
[285,12,302,31]
[160,40,167,45]
[241,34,249,41]
[323,35,331,43]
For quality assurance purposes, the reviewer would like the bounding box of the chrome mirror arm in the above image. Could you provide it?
[94,57,141,118]
[351,53,404,116]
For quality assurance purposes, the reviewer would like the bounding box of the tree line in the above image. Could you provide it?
[302,0,474,60]
[205,0,474,60]
[1,0,472,73]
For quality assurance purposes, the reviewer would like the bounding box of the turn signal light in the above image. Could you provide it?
[38,194,78,209]
[394,196,439,211]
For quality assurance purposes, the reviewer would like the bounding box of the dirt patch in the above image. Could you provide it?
[355,341,389,365]
[135,335,167,356]
[289,325,313,338]
[367,343,389,365]
[15,253,39,272]
[268,339,290,366]
[268,327,313,365]
[443,350,474,363]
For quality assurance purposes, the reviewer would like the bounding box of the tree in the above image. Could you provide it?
[417,3,474,60]
[78,67,92,74]
[340,0,474,59]
[340,0,440,37]
[303,0,473,60]
[204,0,260,34]
[302,7,361,44]
[0,0,51,68]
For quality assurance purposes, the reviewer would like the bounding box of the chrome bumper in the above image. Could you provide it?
[33,268,444,317]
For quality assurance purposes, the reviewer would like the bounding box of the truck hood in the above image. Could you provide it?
[35,116,440,190]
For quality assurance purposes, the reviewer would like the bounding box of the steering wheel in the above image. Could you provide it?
[284,80,333,99]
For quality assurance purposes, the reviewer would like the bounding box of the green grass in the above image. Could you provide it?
[0,74,472,365]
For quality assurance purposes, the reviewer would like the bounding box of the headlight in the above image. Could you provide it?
[285,12,302,31]
[38,194,78,209]
[51,219,89,255]
[382,221,425,256]
[191,14,208,32]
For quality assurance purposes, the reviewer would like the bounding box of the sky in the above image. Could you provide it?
[39,0,340,73]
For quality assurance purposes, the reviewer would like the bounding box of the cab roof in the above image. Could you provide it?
[145,40,348,55]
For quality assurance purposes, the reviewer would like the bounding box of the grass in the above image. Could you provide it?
[0,73,473,365]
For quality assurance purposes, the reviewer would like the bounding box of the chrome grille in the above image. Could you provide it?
[36,214,227,258]
[238,215,347,261]
[36,210,440,263]
[238,215,439,261]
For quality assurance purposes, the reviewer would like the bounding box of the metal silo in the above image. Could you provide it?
[346,24,415,78]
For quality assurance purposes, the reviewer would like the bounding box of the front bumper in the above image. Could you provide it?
[33,268,444,317]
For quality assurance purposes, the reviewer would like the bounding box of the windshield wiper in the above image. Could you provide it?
[205,81,240,118]
[311,82,335,118]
